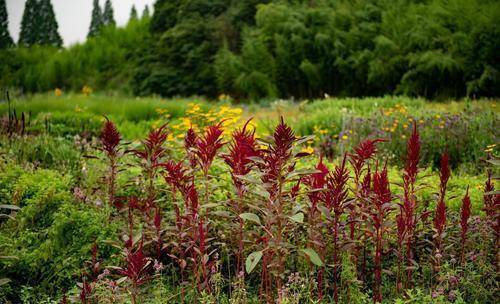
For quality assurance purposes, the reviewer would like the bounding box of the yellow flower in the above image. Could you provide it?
[301,146,315,154]
[435,114,441,119]
[403,124,408,129]
[342,135,348,140]
[401,135,406,139]
[82,85,93,96]
[419,119,424,124]
[54,88,62,97]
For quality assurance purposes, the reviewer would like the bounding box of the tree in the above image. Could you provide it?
[129,5,138,21]
[88,0,103,38]
[38,0,63,47]
[19,0,40,46]
[103,0,115,26]
[142,5,150,19]
[0,0,13,48]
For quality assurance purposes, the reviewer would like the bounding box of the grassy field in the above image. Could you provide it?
[0,94,499,303]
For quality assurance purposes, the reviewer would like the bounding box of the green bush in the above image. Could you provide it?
[0,168,118,302]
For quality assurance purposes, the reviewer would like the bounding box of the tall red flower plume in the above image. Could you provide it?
[185,127,198,168]
[349,138,385,176]
[460,187,471,240]
[404,122,421,184]
[324,155,350,214]
[303,156,329,206]
[272,117,296,160]
[162,160,188,190]
[186,183,200,214]
[100,118,121,156]
[434,152,450,235]
[195,122,225,174]
[260,117,297,191]
[133,124,169,165]
[223,119,259,188]
[370,164,392,303]
[483,169,499,218]
[372,165,391,207]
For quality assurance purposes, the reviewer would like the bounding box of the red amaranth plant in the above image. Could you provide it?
[257,117,297,300]
[222,119,259,274]
[302,156,329,299]
[400,122,421,289]
[369,164,393,303]
[433,152,450,273]
[348,138,385,281]
[194,122,225,176]
[323,155,350,303]
[460,186,471,264]
[482,168,499,271]
[99,118,122,205]
[131,124,169,206]
[117,239,151,304]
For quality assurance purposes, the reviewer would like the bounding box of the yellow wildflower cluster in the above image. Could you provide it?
[313,125,329,136]
[156,102,245,143]
[82,85,93,96]
[383,104,408,116]
[484,144,497,153]
[301,145,315,154]
[54,88,62,97]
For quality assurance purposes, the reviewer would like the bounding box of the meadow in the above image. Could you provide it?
[0,93,498,303]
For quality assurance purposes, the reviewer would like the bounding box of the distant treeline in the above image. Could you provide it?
[0,0,499,100]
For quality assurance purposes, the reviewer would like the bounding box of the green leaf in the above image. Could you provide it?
[301,248,323,266]
[239,213,261,225]
[289,212,304,223]
[245,250,263,274]
[0,278,10,286]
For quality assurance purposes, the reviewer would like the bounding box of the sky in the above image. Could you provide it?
[6,0,156,46]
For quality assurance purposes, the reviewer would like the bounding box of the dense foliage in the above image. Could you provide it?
[18,0,62,47]
[0,0,13,49]
[0,0,498,99]
[0,96,498,303]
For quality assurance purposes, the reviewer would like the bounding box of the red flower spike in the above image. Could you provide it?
[161,160,189,191]
[404,122,421,184]
[303,156,329,207]
[349,138,386,177]
[100,118,121,156]
[434,152,450,237]
[324,155,350,214]
[134,124,169,164]
[323,154,350,303]
[185,127,198,168]
[272,117,296,160]
[223,119,259,191]
[370,164,392,303]
[186,183,200,215]
[195,122,225,174]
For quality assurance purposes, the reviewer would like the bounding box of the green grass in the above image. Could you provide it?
[0,93,208,122]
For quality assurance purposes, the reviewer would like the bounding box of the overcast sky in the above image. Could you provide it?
[6,0,156,46]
